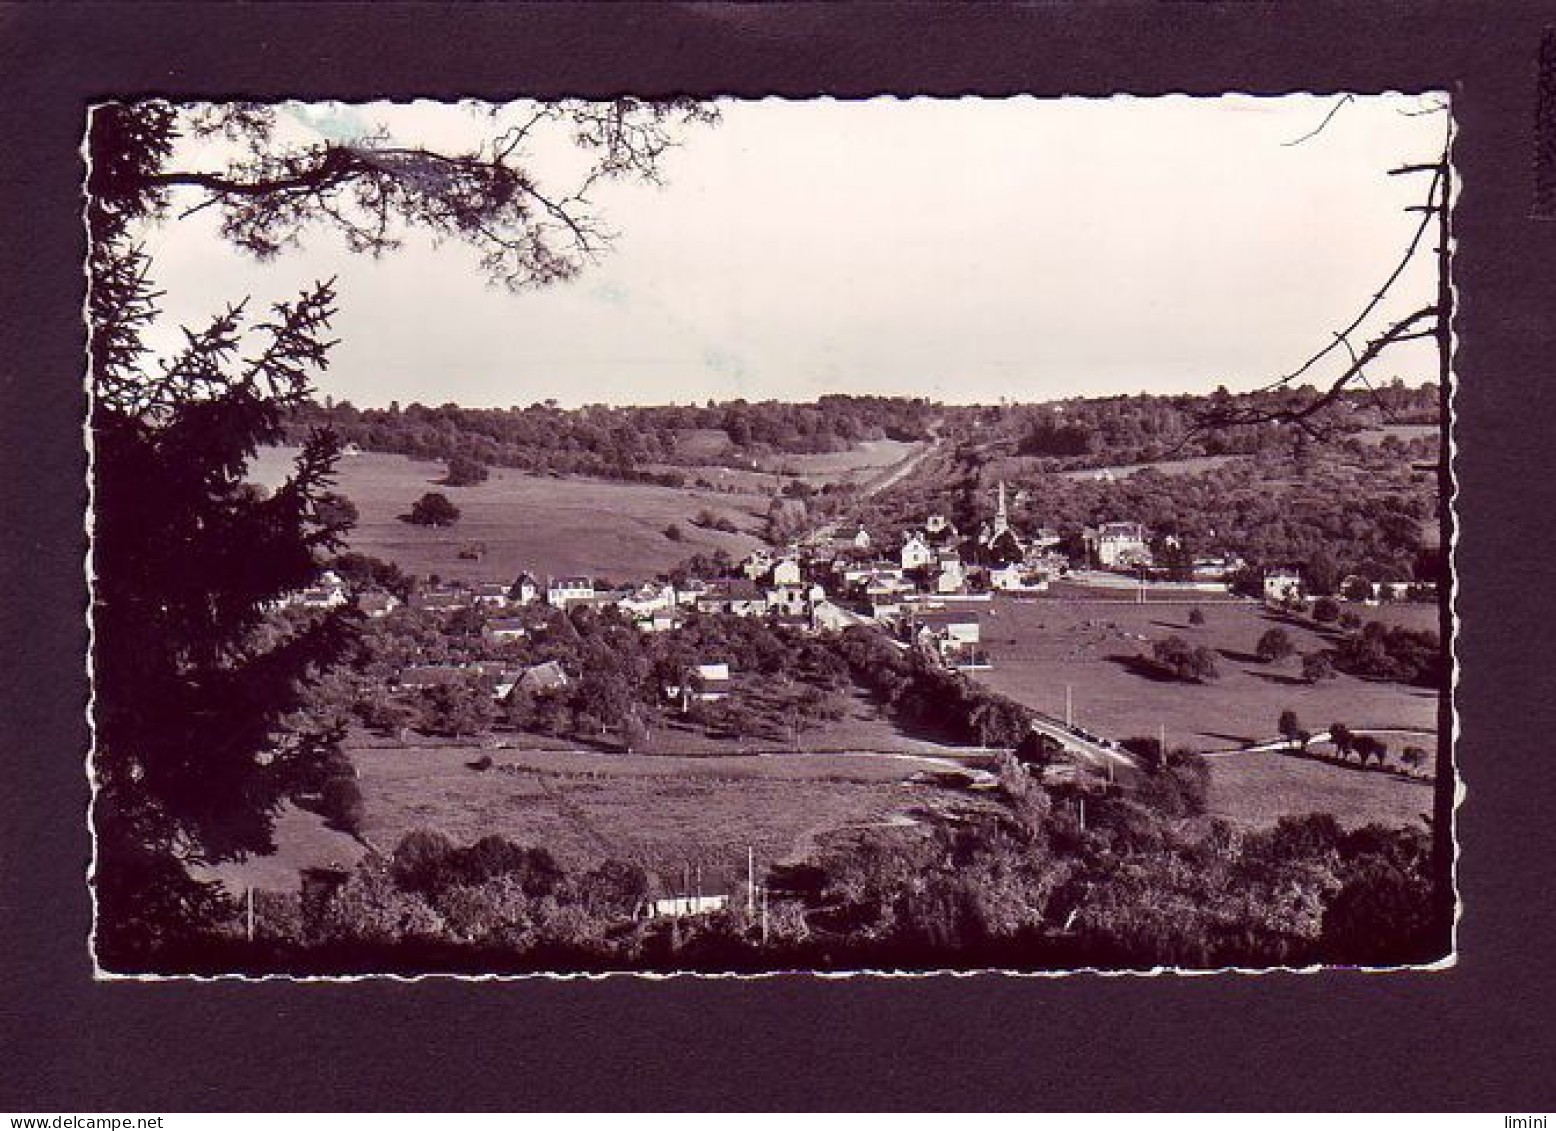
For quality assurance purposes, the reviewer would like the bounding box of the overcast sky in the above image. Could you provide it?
[136,95,1448,409]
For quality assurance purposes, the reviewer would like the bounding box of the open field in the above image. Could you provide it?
[1052,453,1245,481]
[355,743,963,875]
[195,802,368,896]
[760,438,922,478]
[249,446,767,583]
[628,689,994,758]
[1204,747,1435,830]
[971,596,1441,748]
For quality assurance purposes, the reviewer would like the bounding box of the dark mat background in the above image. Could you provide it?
[2,1,1552,1112]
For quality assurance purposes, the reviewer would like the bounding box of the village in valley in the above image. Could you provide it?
[90,94,1453,974]
[245,399,1444,938]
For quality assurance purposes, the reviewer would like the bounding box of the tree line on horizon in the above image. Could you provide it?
[282,382,1440,488]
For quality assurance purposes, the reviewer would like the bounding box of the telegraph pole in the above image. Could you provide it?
[747,846,755,916]
[1065,683,1073,729]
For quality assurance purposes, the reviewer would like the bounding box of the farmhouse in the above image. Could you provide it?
[641,864,742,920]
[547,576,596,607]
[278,568,348,611]
[770,556,803,587]
[1192,555,1241,581]
[766,583,811,618]
[811,599,867,632]
[696,578,769,618]
[989,562,1048,592]
[674,578,709,607]
[644,893,730,919]
[1086,521,1152,569]
[913,608,984,666]
[1264,567,1304,603]
[471,582,512,608]
[514,660,570,695]
[483,617,529,643]
[618,581,678,621]
[900,531,934,571]
[666,662,733,706]
[935,553,966,595]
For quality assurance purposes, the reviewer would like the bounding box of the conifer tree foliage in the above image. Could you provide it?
[89,105,357,966]
[85,99,713,967]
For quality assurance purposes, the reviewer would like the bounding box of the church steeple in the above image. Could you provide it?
[994,480,1009,536]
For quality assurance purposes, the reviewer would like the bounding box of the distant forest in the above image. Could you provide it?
[284,383,1440,485]
[283,395,938,484]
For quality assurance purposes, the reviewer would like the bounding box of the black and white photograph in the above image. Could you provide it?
[87,93,1455,978]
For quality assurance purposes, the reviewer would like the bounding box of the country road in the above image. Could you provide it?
[858,424,943,499]
[1028,715,1142,777]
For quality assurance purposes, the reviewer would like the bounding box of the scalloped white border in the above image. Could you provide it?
[81,93,1463,983]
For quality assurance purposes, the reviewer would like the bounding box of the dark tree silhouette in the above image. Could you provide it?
[1256,627,1296,664]
[407,491,461,527]
[85,99,711,967]
[1151,635,1219,683]
[442,454,490,486]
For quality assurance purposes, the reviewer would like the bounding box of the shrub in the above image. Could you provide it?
[443,453,490,486]
[1301,651,1336,683]
[1187,607,1206,626]
[389,829,461,893]
[1312,596,1341,624]
[406,491,461,527]
[1256,627,1296,663]
[320,774,366,836]
[1151,635,1219,682]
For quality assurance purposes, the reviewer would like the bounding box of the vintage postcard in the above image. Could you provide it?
[85,94,1454,977]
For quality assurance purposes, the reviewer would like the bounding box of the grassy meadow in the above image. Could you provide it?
[971,596,1441,749]
[249,446,767,583]
[354,743,966,876]
[1203,747,1435,830]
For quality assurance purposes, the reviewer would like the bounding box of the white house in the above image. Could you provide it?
[766,584,810,618]
[547,576,596,607]
[471,583,511,608]
[618,581,677,621]
[1090,521,1152,569]
[914,610,983,665]
[900,531,934,571]
[643,893,730,919]
[988,562,1025,591]
[1264,567,1304,603]
[935,555,966,594]
[666,662,732,707]
[770,556,803,587]
[674,578,709,607]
